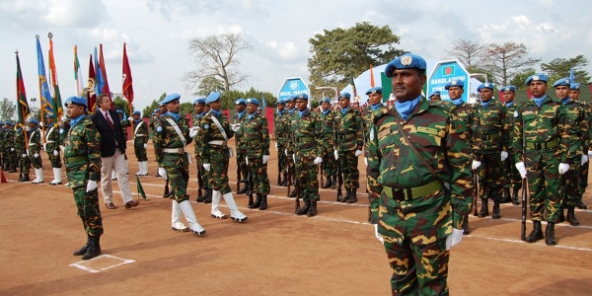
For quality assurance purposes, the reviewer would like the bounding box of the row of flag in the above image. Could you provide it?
[15,33,135,126]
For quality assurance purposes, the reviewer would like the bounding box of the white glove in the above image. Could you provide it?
[446,228,464,251]
[515,162,527,179]
[53,150,58,156]
[263,155,270,164]
[471,160,481,170]
[34,153,40,158]
[334,149,339,160]
[582,155,589,166]
[158,167,167,180]
[274,142,278,151]
[43,143,47,151]
[313,156,322,164]
[39,121,44,127]
[245,156,249,165]
[189,126,200,138]
[85,180,98,192]
[231,123,241,132]
[285,148,288,156]
[501,151,508,162]
[374,224,384,244]
[143,143,148,149]
[22,154,27,158]
[128,117,133,121]
[11,148,14,151]
[588,150,592,159]
[355,149,363,157]
[559,163,570,175]
[364,157,368,166]
[203,163,211,172]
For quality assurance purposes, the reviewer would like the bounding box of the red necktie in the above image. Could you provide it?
[105,112,115,130]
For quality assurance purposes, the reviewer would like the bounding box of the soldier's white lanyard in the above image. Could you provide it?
[46,126,54,142]
[134,121,144,136]
[210,115,229,141]
[164,118,187,147]
[29,129,37,143]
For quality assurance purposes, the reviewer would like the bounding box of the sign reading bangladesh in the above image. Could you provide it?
[427,60,470,102]
[278,77,310,103]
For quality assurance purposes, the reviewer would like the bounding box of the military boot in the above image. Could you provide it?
[73,235,91,256]
[203,189,212,204]
[259,195,268,210]
[81,235,101,260]
[280,172,288,186]
[307,200,317,217]
[477,199,489,218]
[545,222,557,246]
[501,188,512,203]
[196,189,205,202]
[331,174,337,189]
[20,173,30,182]
[525,221,544,243]
[462,215,470,235]
[556,208,565,223]
[289,188,297,198]
[347,188,358,203]
[341,188,352,203]
[577,201,587,209]
[249,193,262,209]
[566,207,580,226]
[492,201,501,219]
[237,182,249,194]
[296,201,310,215]
[322,176,332,189]
[512,188,520,205]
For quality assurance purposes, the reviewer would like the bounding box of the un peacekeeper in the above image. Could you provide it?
[571,83,590,209]
[282,96,298,197]
[500,86,522,205]
[513,73,568,246]
[317,97,337,189]
[553,78,587,227]
[4,121,17,172]
[334,91,364,203]
[28,118,44,184]
[15,123,30,181]
[232,98,249,194]
[152,102,166,178]
[472,82,508,220]
[154,93,206,236]
[132,110,149,177]
[117,109,129,141]
[63,96,103,260]
[362,87,385,164]
[367,53,471,295]
[240,98,271,210]
[199,92,247,222]
[0,121,4,168]
[149,109,160,139]
[190,97,213,203]
[429,90,441,101]
[44,114,63,185]
[290,94,323,216]
[274,99,289,186]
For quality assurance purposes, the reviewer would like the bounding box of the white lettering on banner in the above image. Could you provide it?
[430,76,467,85]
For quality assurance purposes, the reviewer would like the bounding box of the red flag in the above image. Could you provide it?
[526,88,532,100]
[99,44,114,110]
[87,54,97,113]
[122,42,134,104]
[498,90,504,104]
[370,64,375,88]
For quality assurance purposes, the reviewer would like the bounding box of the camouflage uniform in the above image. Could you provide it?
[274,108,288,185]
[45,123,63,168]
[280,108,298,196]
[192,111,212,202]
[318,107,337,187]
[133,119,149,162]
[233,110,249,192]
[28,125,43,169]
[239,110,271,209]
[335,106,364,202]
[4,125,17,172]
[503,100,522,203]
[580,101,591,206]
[119,117,129,142]
[14,126,30,177]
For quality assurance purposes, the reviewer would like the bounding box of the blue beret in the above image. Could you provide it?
[430,91,441,97]
[158,100,166,107]
[133,110,141,116]
[570,83,581,90]
[365,87,383,95]
[444,80,464,90]
[162,93,181,104]
[275,99,285,105]
[5,121,13,126]
[285,96,296,102]
[29,118,38,125]
[193,97,206,105]
[116,109,124,114]
[385,53,427,78]
[0,122,3,125]
[501,85,516,92]
[246,98,259,105]
[339,92,351,99]
[477,83,495,92]
[294,93,309,100]
[234,98,247,105]
[320,97,331,104]
[64,96,88,107]
[257,107,262,110]
[205,92,221,104]
[552,77,571,88]
[525,73,549,86]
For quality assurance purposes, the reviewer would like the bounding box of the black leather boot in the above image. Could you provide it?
[196,189,204,202]
[259,195,268,210]
[566,207,580,226]
[525,221,544,243]
[545,222,556,246]
[577,201,587,209]
[347,188,358,203]
[237,182,249,194]
[296,201,310,215]
[249,193,262,209]
[331,174,337,189]
[280,173,288,186]
[557,208,565,223]
[341,188,352,203]
[478,199,489,218]
[512,188,520,205]
[307,200,317,217]
[20,173,30,182]
[202,189,212,203]
[322,176,332,189]
[289,188,297,198]
[501,188,511,203]
[73,235,90,256]
[81,235,101,260]
[462,215,470,235]
[492,201,501,219]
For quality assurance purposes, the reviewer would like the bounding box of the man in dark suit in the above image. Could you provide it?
[91,93,138,210]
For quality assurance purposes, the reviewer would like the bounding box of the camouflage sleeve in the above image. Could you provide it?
[501,107,509,152]
[153,120,164,164]
[141,123,149,144]
[366,122,382,224]
[580,107,589,155]
[314,113,323,158]
[85,118,102,181]
[199,117,210,164]
[225,117,234,140]
[447,113,472,229]
[558,105,568,163]
[512,107,524,163]
[355,110,363,151]
[182,118,192,146]
[261,117,270,156]
[472,106,483,162]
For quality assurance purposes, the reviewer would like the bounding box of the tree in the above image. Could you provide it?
[308,22,405,93]
[509,69,536,90]
[221,90,244,111]
[142,93,167,119]
[180,102,193,116]
[185,33,251,93]
[446,39,484,68]
[0,98,16,122]
[112,95,133,116]
[196,76,225,96]
[540,55,591,84]
[480,42,541,86]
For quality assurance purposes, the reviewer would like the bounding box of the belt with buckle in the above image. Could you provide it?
[383,180,443,201]
[525,139,559,150]
[208,140,227,146]
[163,148,185,154]
[65,155,87,164]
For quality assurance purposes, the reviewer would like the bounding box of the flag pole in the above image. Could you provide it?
[35,35,45,136]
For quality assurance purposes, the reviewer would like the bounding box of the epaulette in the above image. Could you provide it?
[372,105,389,124]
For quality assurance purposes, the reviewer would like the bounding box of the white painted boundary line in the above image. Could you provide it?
[69,254,135,273]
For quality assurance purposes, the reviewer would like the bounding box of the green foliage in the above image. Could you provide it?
[112,95,133,116]
[141,93,167,118]
[219,88,277,110]
[540,55,591,84]
[180,102,193,116]
[509,69,536,90]
[221,90,243,110]
[196,76,225,96]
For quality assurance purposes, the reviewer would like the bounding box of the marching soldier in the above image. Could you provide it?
[501,86,522,205]
[63,96,103,260]
[318,97,337,188]
[45,114,63,185]
[199,92,247,222]
[570,83,590,209]
[281,96,298,197]
[4,122,17,172]
[132,110,149,176]
[154,93,206,236]
[233,98,249,194]
[514,73,568,246]
[15,123,30,181]
[191,97,212,203]
[274,99,288,186]
[334,92,364,203]
[27,119,44,184]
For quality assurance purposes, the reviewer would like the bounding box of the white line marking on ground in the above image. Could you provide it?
[69,254,135,273]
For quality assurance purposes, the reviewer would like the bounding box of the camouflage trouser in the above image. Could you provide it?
[321,146,336,177]
[377,189,451,295]
[504,151,521,190]
[29,150,42,169]
[579,161,589,197]
[247,156,270,195]
[564,158,581,207]
[134,140,148,161]
[195,153,211,190]
[236,150,249,182]
[8,151,18,169]
[295,154,319,202]
[286,150,296,186]
[277,143,287,174]
[210,154,232,195]
[477,152,504,202]
[46,144,62,168]
[20,154,30,174]
[163,153,190,203]
[73,185,103,236]
[338,150,359,190]
[525,151,563,222]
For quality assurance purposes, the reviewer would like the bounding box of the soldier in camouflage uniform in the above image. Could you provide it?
[199,92,247,222]
[318,97,337,188]
[570,83,590,209]
[368,54,471,295]
[429,91,441,102]
[63,96,103,260]
[513,73,568,246]
[44,114,63,185]
[154,93,206,236]
[152,103,167,178]
[27,119,44,184]
[274,99,288,186]
[0,122,4,169]
[500,86,522,205]
[117,110,129,141]
[334,91,364,203]
[233,98,249,194]
[290,94,323,216]
[191,97,212,203]
[239,98,271,210]
[4,122,17,172]
[15,123,30,181]
[132,110,149,176]
[472,83,508,220]
[281,97,298,197]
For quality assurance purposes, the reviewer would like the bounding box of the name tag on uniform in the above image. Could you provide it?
[416,126,438,136]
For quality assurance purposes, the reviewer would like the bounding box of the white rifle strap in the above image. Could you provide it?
[210,115,229,141]
[165,118,187,147]
[46,126,55,142]
[134,121,144,135]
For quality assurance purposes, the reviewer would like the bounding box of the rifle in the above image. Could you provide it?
[472,171,479,216]
[294,153,301,213]
[248,170,254,206]
[236,155,242,192]
[196,159,203,200]
[520,114,527,241]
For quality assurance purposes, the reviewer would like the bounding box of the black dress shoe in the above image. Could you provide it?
[125,200,139,209]
[105,202,117,209]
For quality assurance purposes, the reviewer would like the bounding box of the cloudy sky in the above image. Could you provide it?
[1,0,591,114]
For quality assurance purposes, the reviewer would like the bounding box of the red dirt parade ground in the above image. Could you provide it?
[1,139,592,295]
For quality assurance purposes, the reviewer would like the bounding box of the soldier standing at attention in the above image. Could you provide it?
[274,99,288,186]
[334,91,364,203]
[28,119,44,184]
[63,96,103,260]
[473,82,508,219]
[367,53,471,295]
[282,96,298,197]
[318,97,337,188]
[45,114,63,185]
[513,73,568,246]
[132,110,149,177]
[570,83,590,210]
[191,97,212,203]
[199,92,248,222]
[233,98,249,194]
[15,123,30,182]
[429,91,441,102]
[154,93,206,236]
[500,86,522,205]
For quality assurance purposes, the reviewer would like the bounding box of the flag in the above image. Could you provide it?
[122,42,134,104]
[351,75,357,98]
[48,32,63,120]
[98,44,113,109]
[73,45,84,96]
[261,94,266,108]
[570,68,576,82]
[370,65,375,88]
[498,90,505,104]
[93,47,105,99]
[16,52,31,125]
[35,35,54,117]
[87,54,97,113]
[136,175,147,200]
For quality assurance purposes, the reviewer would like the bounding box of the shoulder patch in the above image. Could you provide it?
[454,120,466,133]
[204,124,209,130]
[156,126,163,133]
[514,110,518,118]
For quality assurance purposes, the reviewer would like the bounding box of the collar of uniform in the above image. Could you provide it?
[237,110,246,119]
[340,106,351,115]
[392,95,424,120]
[70,114,86,127]
[248,112,257,121]
[298,108,310,118]
[288,108,296,114]
[166,112,180,121]
[210,109,221,117]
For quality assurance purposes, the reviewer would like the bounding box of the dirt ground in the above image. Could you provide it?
[1,139,592,295]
